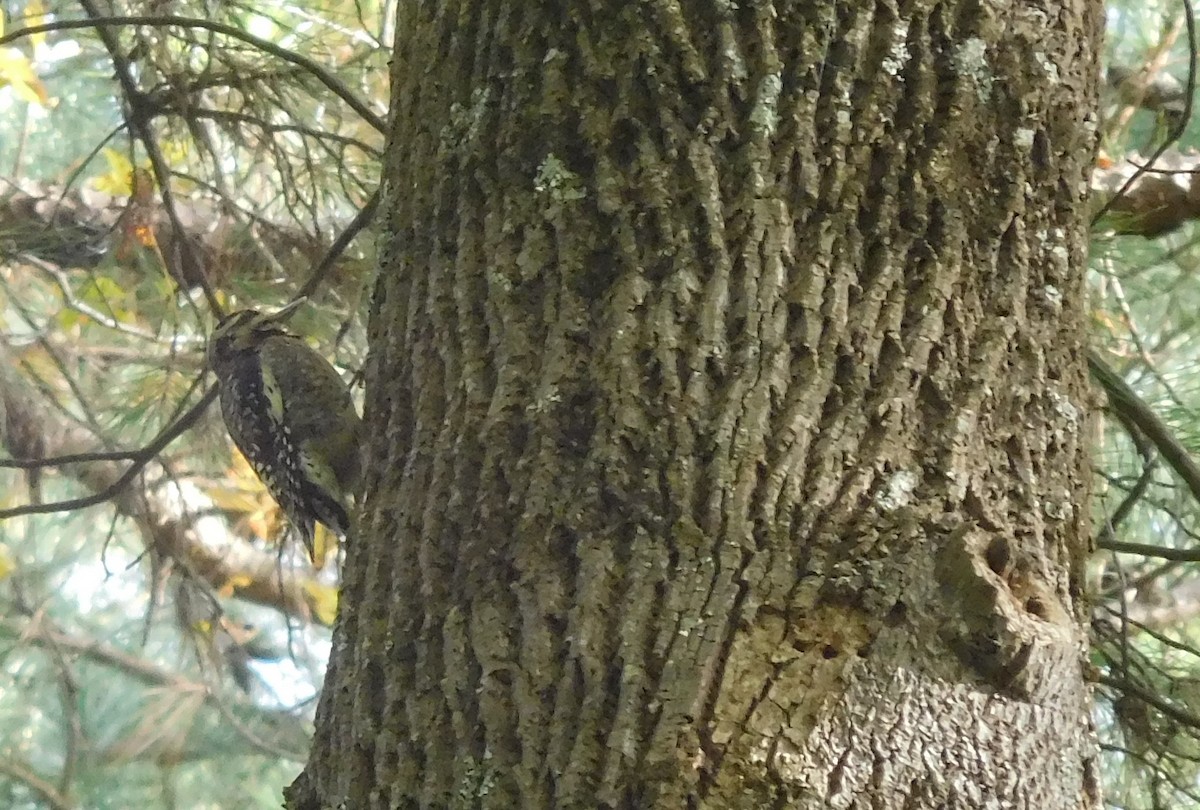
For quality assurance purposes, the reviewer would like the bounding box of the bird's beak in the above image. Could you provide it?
[269,297,308,323]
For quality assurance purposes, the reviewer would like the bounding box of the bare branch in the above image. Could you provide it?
[0,352,330,624]
[0,14,386,135]
[1090,351,1200,514]
[78,1,222,314]
[0,756,73,810]
[1,616,309,761]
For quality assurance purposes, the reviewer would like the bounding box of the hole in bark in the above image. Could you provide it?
[1025,596,1047,619]
[985,536,1011,575]
[885,600,907,625]
[821,644,838,659]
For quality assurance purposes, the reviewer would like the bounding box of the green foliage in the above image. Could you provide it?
[0,0,382,805]
[1094,3,1200,808]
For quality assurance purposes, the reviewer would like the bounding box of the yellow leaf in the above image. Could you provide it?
[92,148,135,195]
[308,524,338,571]
[79,276,128,314]
[56,308,81,331]
[24,0,48,50]
[205,485,268,515]
[218,574,254,598]
[161,139,190,165]
[303,580,339,626]
[205,474,282,543]
[0,543,14,580]
[0,47,48,106]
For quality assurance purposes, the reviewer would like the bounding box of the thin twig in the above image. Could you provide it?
[1100,673,1200,734]
[0,14,386,134]
[1101,539,1200,561]
[0,385,217,520]
[22,254,185,342]
[77,1,222,316]
[1090,350,1200,508]
[297,188,380,301]
[0,758,73,810]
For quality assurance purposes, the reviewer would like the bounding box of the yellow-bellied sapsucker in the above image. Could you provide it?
[207,299,361,561]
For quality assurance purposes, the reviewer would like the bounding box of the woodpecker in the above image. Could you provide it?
[207,299,361,561]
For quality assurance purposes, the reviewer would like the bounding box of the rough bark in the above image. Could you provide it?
[294,1,1103,808]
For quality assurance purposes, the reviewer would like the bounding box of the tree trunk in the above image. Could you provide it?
[291,1,1103,807]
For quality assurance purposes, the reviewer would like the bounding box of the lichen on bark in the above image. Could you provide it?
[291,1,1105,808]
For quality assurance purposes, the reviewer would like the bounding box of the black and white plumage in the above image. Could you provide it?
[207,300,361,560]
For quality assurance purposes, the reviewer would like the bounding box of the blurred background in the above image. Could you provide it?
[0,1,384,806]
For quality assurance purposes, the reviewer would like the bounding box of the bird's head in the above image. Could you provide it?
[207,298,306,368]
